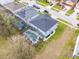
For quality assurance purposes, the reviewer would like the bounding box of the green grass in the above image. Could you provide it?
[36,0,49,6]
[40,12,51,16]
[39,12,47,14]
[76,56,79,59]
[59,30,79,59]
[35,23,66,53]
[52,5,63,12]
[66,9,75,16]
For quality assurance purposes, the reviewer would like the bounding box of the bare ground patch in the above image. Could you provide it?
[35,27,74,59]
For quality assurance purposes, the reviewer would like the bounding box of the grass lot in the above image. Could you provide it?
[35,23,66,52]
[58,30,79,59]
[36,0,49,6]
[52,5,63,12]
[66,9,75,16]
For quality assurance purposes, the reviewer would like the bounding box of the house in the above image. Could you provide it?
[0,0,25,13]
[63,0,78,9]
[15,6,58,44]
[16,6,39,21]
[26,14,58,43]
[29,14,58,38]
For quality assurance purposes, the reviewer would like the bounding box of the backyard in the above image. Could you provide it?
[35,23,75,59]
[35,22,67,52]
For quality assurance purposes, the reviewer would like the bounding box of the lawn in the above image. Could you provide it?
[52,5,63,12]
[66,9,75,16]
[36,0,49,6]
[35,23,67,52]
[58,30,79,59]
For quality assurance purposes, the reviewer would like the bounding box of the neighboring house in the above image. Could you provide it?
[63,0,78,9]
[16,6,39,21]
[73,36,79,59]
[0,0,25,13]
[48,0,64,5]
[0,0,14,5]
[75,2,79,12]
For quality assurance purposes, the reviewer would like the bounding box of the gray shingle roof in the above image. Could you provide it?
[16,6,39,19]
[30,14,58,33]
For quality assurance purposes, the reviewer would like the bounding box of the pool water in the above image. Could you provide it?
[26,31,38,42]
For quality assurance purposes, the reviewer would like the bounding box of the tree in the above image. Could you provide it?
[0,11,19,38]
[6,35,36,59]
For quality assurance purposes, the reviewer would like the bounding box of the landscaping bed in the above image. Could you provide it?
[40,11,51,16]
[66,9,75,16]
[52,5,63,12]
[36,0,49,6]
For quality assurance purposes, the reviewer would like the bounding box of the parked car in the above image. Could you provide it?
[33,5,40,9]
[44,10,49,13]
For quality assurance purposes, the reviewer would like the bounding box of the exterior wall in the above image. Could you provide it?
[45,23,58,37]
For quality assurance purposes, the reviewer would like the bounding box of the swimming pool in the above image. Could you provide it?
[24,30,39,44]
